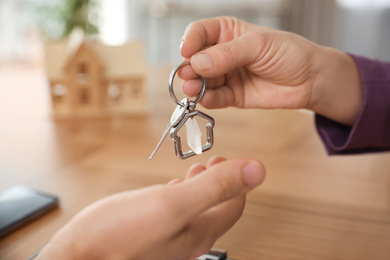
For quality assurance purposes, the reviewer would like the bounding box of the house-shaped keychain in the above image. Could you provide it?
[45,29,148,119]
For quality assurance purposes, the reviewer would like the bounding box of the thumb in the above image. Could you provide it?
[190,33,261,78]
[177,158,266,221]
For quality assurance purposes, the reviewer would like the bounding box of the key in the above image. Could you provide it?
[149,98,188,160]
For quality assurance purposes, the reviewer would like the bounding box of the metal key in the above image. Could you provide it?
[148,98,188,160]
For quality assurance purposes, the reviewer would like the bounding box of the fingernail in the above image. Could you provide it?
[180,40,184,51]
[192,53,214,70]
[242,161,264,188]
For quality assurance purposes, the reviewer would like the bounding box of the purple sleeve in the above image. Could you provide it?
[315,54,390,155]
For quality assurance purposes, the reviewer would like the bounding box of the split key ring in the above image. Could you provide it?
[168,61,206,109]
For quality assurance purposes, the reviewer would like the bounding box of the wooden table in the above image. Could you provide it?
[1,64,390,260]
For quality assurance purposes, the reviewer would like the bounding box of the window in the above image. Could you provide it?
[77,63,89,84]
[129,82,139,98]
[108,83,121,102]
[79,88,89,105]
[52,84,67,103]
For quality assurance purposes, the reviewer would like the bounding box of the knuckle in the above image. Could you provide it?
[216,44,236,64]
[210,175,236,204]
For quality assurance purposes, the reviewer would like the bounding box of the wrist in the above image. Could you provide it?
[309,46,363,126]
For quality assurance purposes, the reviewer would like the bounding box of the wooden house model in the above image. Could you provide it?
[45,30,147,119]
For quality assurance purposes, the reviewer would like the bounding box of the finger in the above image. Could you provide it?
[187,195,246,253]
[176,159,266,222]
[199,86,236,109]
[181,17,255,57]
[186,156,226,181]
[186,163,206,180]
[190,32,264,79]
[181,16,262,78]
[178,45,215,80]
[181,18,222,58]
[178,64,199,80]
[182,76,227,99]
[167,179,182,185]
[182,78,202,97]
[206,155,226,168]
[167,192,246,258]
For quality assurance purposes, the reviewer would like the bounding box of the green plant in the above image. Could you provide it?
[31,0,99,40]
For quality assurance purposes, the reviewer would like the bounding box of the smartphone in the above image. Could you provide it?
[196,248,237,260]
[0,185,59,238]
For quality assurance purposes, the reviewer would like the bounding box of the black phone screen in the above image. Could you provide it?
[0,185,59,237]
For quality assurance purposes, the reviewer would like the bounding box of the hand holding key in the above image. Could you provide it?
[180,16,362,126]
[149,61,215,160]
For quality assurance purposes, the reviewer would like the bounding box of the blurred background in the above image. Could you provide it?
[0,0,390,68]
[3,2,390,259]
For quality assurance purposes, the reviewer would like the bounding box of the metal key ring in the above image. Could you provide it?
[168,61,206,108]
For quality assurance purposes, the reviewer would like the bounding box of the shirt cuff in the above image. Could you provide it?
[315,53,390,155]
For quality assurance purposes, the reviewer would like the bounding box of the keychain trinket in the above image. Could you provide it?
[149,61,215,160]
